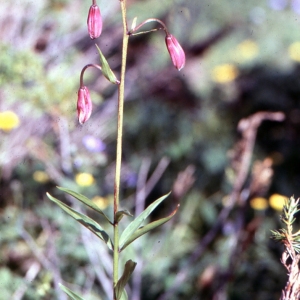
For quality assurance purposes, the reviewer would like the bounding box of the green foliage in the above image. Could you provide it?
[2,0,300,299]
[57,187,113,224]
[60,284,85,300]
[48,184,177,300]
[96,45,120,85]
[119,192,171,250]
[271,196,300,253]
[47,192,114,251]
[0,44,44,87]
[120,203,179,251]
[114,260,137,300]
[116,210,133,223]
[0,268,23,299]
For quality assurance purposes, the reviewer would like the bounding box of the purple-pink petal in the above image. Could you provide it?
[165,34,186,71]
[77,86,92,124]
[87,4,102,39]
[82,135,106,152]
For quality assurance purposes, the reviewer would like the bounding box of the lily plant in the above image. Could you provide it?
[47,0,185,299]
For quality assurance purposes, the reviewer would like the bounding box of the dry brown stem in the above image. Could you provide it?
[280,243,300,299]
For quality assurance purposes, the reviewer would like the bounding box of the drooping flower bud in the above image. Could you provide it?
[77,86,92,124]
[87,3,102,39]
[165,34,185,71]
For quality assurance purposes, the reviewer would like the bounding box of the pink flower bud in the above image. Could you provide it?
[77,86,92,125]
[87,4,102,39]
[165,34,185,71]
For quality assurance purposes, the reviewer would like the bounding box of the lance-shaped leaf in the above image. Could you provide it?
[59,283,84,300]
[114,260,137,300]
[57,186,113,225]
[119,192,171,249]
[116,210,133,223]
[120,204,179,251]
[95,44,120,84]
[47,193,113,251]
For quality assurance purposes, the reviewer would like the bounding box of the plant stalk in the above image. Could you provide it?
[113,0,129,298]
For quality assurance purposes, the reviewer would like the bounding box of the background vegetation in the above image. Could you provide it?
[1,0,300,299]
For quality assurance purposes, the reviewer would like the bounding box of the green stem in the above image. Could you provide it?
[113,0,129,298]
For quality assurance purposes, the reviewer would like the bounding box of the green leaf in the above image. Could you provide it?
[116,210,133,223]
[95,44,120,84]
[115,260,137,300]
[119,192,171,249]
[119,290,128,300]
[57,186,113,225]
[59,283,85,300]
[120,204,179,251]
[47,193,114,251]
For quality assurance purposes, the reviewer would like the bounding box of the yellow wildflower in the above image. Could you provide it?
[92,195,112,210]
[33,171,50,183]
[75,172,95,187]
[288,42,300,62]
[211,64,239,84]
[235,40,259,61]
[0,111,20,132]
[250,197,268,211]
[269,193,287,211]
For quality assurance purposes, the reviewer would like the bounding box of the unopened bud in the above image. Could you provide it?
[87,4,102,39]
[165,34,185,71]
[77,86,92,124]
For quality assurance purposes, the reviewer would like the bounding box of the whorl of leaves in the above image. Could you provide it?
[271,196,300,253]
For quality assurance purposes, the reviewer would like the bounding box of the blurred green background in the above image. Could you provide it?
[1,0,300,299]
